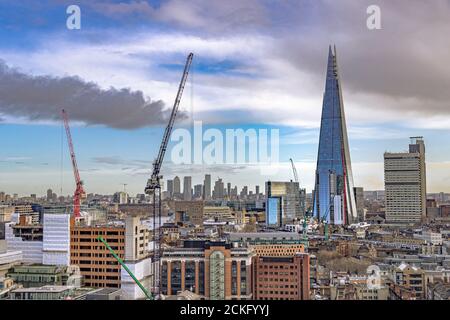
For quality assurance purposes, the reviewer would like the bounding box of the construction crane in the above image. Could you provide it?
[62,109,85,218]
[145,53,193,296]
[290,158,309,241]
[289,158,299,183]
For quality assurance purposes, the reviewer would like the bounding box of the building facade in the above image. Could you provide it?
[313,46,357,225]
[384,137,427,224]
[266,181,302,226]
[70,225,125,288]
[252,253,310,300]
[161,241,254,300]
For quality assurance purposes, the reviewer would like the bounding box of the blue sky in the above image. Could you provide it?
[1,0,450,196]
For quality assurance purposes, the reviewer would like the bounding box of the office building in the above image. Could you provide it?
[70,225,125,288]
[203,174,211,200]
[183,176,192,201]
[173,176,181,198]
[167,179,174,198]
[353,187,365,222]
[252,253,310,300]
[313,46,357,225]
[193,184,203,199]
[121,216,153,300]
[266,181,302,226]
[213,178,225,200]
[174,201,204,226]
[384,137,427,224]
[161,241,254,300]
[7,265,81,288]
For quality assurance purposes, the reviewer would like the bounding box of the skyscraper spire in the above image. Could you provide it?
[313,46,357,225]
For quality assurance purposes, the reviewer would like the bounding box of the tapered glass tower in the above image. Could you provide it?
[313,46,357,225]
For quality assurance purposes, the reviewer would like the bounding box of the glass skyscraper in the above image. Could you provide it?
[313,46,357,225]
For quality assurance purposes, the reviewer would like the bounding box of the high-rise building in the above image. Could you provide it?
[122,216,153,300]
[353,187,365,222]
[213,178,224,200]
[227,183,231,198]
[46,189,53,202]
[193,184,203,199]
[172,176,183,199]
[167,179,174,198]
[384,137,427,224]
[313,46,357,225]
[203,174,211,200]
[183,176,192,201]
[266,181,302,226]
[173,176,181,195]
[240,186,248,199]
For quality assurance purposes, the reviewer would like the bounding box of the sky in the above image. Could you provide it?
[1,0,450,196]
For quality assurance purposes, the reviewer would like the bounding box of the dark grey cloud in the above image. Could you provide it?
[272,0,450,116]
[0,60,180,129]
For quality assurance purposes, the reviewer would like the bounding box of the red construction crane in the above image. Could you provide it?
[62,109,85,218]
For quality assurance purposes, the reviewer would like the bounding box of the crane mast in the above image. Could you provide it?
[145,53,194,195]
[289,158,299,183]
[62,109,85,218]
[145,53,193,297]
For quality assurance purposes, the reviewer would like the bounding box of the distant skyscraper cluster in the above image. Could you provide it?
[165,174,261,202]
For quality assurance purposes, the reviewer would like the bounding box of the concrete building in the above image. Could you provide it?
[70,224,125,288]
[161,241,254,300]
[7,265,81,288]
[252,253,310,300]
[121,216,153,300]
[392,263,425,299]
[183,176,192,201]
[213,178,225,200]
[229,232,304,246]
[250,244,305,257]
[174,201,204,226]
[9,285,75,300]
[203,174,211,200]
[0,206,14,222]
[193,184,203,199]
[384,137,427,224]
[421,230,443,245]
[353,187,365,222]
[173,176,181,198]
[203,206,234,222]
[166,179,174,198]
[42,209,71,266]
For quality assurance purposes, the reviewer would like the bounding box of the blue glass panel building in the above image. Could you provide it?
[313,46,357,225]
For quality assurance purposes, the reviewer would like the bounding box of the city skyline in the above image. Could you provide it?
[1,1,450,196]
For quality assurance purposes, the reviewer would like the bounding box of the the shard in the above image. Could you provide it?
[313,46,357,225]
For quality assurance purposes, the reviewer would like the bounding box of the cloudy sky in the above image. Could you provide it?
[1,0,450,196]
